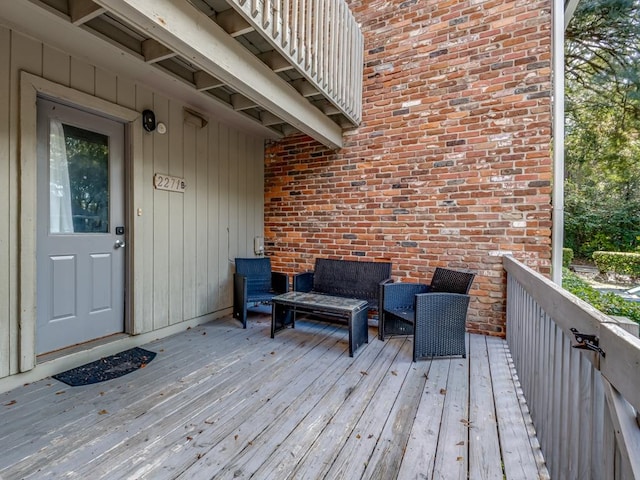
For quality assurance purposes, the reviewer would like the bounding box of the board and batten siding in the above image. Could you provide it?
[0,26,266,379]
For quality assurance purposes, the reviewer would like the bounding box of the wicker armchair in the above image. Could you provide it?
[413,292,471,360]
[233,257,289,328]
[379,267,475,359]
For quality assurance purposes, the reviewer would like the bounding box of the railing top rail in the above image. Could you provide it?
[503,255,611,343]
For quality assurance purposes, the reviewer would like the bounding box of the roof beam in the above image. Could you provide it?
[93,0,343,149]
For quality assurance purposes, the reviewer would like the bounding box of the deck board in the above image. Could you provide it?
[0,312,549,479]
[361,348,427,479]
[468,334,503,480]
[487,335,545,479]
[433,349,469,479]
[214,327,382,478]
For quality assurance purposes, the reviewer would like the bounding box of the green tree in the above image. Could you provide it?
[564,0,640,259]
[63,124,110,233]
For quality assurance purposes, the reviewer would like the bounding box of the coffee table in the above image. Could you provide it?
[270,292,369,357]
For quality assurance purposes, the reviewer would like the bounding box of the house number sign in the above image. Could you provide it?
[154,173,186,193]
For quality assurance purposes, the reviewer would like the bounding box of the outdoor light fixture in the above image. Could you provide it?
[142,109,156,132]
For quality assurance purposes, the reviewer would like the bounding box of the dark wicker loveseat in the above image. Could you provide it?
[293,258,393,317]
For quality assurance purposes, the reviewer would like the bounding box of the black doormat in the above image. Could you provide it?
[52,347,157,387]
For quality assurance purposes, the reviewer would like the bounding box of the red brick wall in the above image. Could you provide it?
[264,0,553,336]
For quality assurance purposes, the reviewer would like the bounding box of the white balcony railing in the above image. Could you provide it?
[504,255,640,480]
[228,0,363,125]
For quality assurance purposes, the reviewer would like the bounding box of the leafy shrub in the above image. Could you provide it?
[562,268,640,324]
[592,251,640,279]
[563,248,574,268]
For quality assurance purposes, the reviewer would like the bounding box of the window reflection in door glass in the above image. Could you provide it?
[49,121,109,234]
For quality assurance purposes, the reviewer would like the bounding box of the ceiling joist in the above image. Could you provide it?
[260,111,283,126]
[142,38,177,63]
[258,50,294,73]
[194,70,224,91]
[293,79,319,98]
[69,0,105,26]
[231,94,258,111]
[216,8,254,37]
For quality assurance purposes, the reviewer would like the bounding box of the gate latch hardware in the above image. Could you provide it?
[570,328,606,357]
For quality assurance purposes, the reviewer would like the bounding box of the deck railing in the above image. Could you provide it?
[228,0,363,125]
[504,255,640,480]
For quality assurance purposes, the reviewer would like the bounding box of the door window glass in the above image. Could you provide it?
[49,121,109,234]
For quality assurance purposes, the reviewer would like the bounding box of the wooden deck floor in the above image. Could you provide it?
[0,311,549,479]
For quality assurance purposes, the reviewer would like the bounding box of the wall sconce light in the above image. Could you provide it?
[142,109,156,132]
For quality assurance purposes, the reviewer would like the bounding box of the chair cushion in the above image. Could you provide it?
[246,291,276,303]
[384,308,415,323]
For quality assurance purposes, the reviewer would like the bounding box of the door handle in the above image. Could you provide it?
[114,239,126,249]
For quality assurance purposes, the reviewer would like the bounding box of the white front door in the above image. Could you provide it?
[36,98,126,355]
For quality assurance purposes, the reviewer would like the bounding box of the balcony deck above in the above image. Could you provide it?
[2,0,362,149]
[0,312,548,479]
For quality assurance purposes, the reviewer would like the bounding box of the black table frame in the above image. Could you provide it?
[270,292,369,357]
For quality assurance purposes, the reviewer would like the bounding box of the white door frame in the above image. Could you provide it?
[19,71,143,372]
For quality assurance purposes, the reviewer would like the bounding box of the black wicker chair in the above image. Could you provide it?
[412,292,471,360]
[233,257,289,328]
[379,267,475,359]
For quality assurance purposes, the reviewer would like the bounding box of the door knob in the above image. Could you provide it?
[114,239,126,249]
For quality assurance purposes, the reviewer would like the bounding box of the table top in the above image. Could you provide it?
[272,292,368,313]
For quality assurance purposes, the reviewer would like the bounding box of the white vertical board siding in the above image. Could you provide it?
[237,133,247,255]
[136,86,155,335]
[0,27,266,379]
[251,138,262,251]
[182,122,198,322]
[195,122,209,318]
[95,67,117,104]
[42,45,70,87]
[69,56,94,96]
[228,130,240,263]
[0,27,11,378]
[217,124,232,308]
[168,101,185,325]
[152,95,170,330]
[207,123,220,313]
